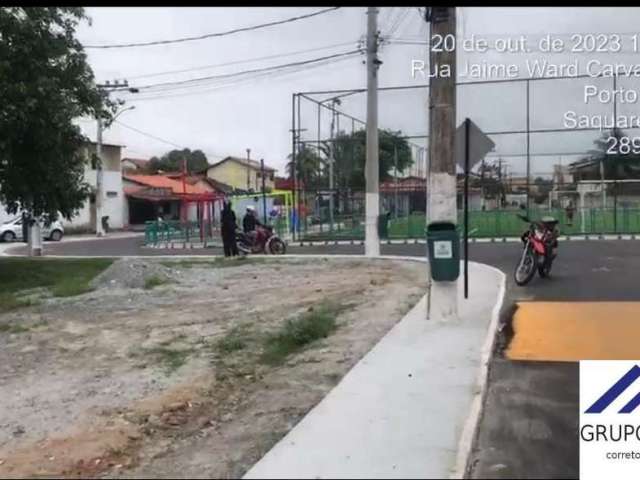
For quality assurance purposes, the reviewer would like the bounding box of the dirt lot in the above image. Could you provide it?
[0,256,426,479]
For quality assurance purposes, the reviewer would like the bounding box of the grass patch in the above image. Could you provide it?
[215,324,253,355]
[261,303,347,366]
[0,292,40,311]
[0,258,113,300]
[144,346,191,373]
[0,322,31,334]
[144,275,170,290]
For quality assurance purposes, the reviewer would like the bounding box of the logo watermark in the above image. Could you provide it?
[581,361,640,479]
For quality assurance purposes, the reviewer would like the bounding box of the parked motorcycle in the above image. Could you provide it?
[514,213,559,286]
[236,225,286,255]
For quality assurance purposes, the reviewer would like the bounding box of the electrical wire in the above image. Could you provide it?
[119,52,361,102]
[115,120,185,149]
[84,7,341,49]
[386,8,411,39]
[115,120,226,159]
[116,49,363,93]
[378,7,395,34]
[127,40,359,80]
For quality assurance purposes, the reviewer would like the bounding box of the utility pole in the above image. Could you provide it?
[329,105,336,232]
[246,148,251,193]
[394,144,399,218]
[261,159,267,223]
[365,6,381,257]
[95,79,136,237]
[95,114,105,237]
[426,7,458,321]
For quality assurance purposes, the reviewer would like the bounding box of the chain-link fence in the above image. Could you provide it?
[289,73,640,240]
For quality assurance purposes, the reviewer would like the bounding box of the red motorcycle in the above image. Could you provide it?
[236,225,286,255]
[514,213,559,286]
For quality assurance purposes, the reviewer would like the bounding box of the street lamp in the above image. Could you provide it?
[106,105,135,127]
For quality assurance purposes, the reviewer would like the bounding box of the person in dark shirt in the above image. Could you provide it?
[242,205,263,233]
[221,200,238,257]
[242,206,264,246]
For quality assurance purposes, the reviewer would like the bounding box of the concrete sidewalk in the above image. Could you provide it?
[244,260,505,480]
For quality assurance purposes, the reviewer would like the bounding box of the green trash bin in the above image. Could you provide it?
[426,221,460,281]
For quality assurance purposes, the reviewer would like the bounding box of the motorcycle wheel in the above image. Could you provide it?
[514,246,537,286]
[538,259,552,278]
[267,237,286,255]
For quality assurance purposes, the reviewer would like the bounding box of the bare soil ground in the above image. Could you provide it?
[0,257,426,479]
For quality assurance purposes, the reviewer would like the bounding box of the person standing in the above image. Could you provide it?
[221,200,238,257]
[565,200,575,227]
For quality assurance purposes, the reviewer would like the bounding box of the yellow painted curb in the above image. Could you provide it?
[506,302,640,362]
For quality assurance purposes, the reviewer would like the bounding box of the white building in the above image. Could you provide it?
[0,141,125,232]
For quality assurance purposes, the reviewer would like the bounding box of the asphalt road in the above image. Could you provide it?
[6,236,640,479]
[8,237,640,302]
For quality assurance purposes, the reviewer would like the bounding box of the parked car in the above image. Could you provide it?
[0,216,64,242]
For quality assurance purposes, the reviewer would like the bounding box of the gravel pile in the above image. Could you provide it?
[90,258,174,290]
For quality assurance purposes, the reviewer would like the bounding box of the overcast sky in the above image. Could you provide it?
[75,7,640,177]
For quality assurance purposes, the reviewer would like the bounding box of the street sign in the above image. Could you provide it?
[458,118,494,300]
[455,119,495,171]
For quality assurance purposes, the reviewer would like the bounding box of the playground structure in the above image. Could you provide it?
[144,182,295,248]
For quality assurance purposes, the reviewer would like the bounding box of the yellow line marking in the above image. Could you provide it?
[506,302,640,362]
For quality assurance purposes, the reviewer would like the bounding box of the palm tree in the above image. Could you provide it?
[286,145,326,189]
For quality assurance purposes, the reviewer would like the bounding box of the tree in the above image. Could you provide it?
[584,128,640,180]
[286,145,326,189]
[532,176,553,205]
[326,128,413,190]
[148,148,209,173]
[0,7,113,220]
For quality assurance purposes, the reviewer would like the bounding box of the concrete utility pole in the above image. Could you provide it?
[365,6,381,257]
[261,159,267,223]
[95,79,137,237]
[394,144,399,218]
[427,7,458,321]
[246,148,252,192]
[96,115,105,236]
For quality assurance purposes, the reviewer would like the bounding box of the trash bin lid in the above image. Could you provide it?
[427,221,457,231]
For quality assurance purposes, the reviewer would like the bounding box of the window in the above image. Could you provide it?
[107,191,118,198]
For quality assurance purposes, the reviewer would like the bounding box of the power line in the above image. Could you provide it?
[115,120,185,149]
[378,7,396,34]
[118,49,363,93]
[118,54,360,101]
[84,7,341,49]
[119,53,361,102]
[116,120,226,160]
[386,8,411,39]
[127,40,359,80]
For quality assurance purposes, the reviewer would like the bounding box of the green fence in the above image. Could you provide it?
[299,208,640,241]
[144,220,215,246]
[144,217,290,247]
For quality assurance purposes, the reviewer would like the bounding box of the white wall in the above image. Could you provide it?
[101,171,124,229]
[0,143,125,232]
